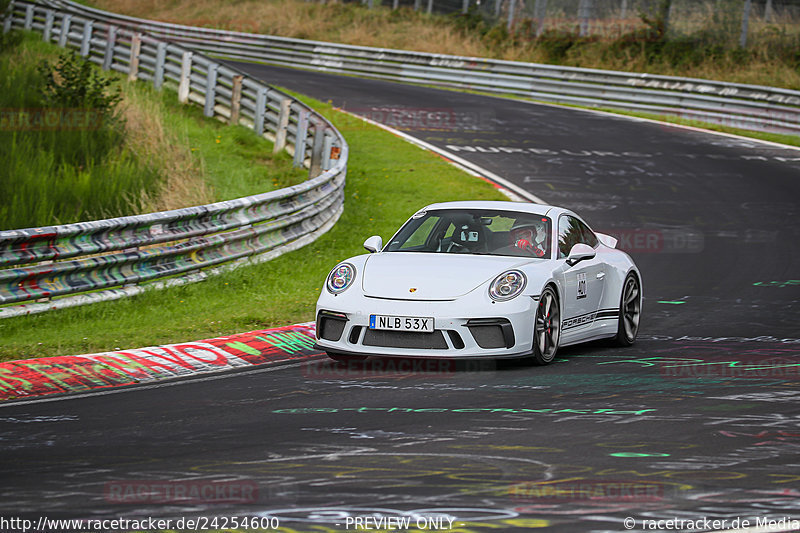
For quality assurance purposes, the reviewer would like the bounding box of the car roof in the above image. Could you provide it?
[418,200,571,219]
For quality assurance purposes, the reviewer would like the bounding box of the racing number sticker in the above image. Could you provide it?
[577,273,587,300]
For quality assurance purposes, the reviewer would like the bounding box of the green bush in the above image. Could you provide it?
[0,33,160,229]
[39,50,122,119]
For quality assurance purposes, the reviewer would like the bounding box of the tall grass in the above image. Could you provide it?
[0,31,308,230]
[0,33,162,229]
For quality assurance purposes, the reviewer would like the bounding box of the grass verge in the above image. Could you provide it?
[0,95,506,362]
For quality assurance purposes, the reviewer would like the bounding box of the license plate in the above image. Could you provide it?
[369,315,434,332]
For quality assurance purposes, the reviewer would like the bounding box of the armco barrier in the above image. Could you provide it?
[1,1,348,318]
[39,0,800,135]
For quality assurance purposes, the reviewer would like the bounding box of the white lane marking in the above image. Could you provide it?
[341,110,545,205]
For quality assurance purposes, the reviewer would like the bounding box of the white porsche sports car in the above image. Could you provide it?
[315,201,642,365]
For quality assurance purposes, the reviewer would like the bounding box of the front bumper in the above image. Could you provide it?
[315,292,538,359]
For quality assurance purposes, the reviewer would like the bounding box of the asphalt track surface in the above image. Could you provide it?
[2,64,800,532]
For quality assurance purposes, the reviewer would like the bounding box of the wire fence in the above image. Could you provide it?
[343,0,800,46]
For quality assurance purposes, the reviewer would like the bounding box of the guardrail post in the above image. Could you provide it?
[322,134,334,171]
[58,14,72,48]
[414,0,421,11]
[533,0,547,36]
[392,0,399,9]
[3,1,13,35]
[578,0,592,37]
[80,20,92,57]
[178,51,193,104]
[620,0,628,19]
[204,63,218,117]
[660,0,672,36]
[43,10,54,42]
[309,121,325,177]
[462,0,469,14]
[765,0,773,23]
[427,0,433,14]
[154,41,166,90]
[740,0,752,48]
[128,33,141,82]
[23,4,33,30]
[102,24,117,70]
[293,110,309,168]
[273,98,292,153]
[229,74,243,125]
[506,0,516,29]
[254,86,267,137]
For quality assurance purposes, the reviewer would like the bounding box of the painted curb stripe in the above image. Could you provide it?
[0,323,321,401]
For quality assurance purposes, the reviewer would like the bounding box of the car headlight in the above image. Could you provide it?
[489,270,526,301]
[326,262,356,294]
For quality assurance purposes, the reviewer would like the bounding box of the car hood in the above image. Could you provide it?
[361,252,531,300]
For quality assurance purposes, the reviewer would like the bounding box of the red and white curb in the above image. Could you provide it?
[0,323,322,402]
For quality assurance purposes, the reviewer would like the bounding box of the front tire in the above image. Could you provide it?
[613,273,641,346]
[531,286,560,365]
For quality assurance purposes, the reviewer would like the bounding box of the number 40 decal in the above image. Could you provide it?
[577,272,587,300]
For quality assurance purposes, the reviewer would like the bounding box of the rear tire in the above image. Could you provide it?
[613,273,641,346]
[530,286,560,365]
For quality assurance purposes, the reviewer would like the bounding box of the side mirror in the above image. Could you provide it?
[363,235,383,253]
[566,243,596,266]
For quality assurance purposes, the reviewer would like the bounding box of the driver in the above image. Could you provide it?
[511,221,548,257]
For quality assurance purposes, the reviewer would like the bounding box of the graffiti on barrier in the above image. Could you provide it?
[0,323,321,400]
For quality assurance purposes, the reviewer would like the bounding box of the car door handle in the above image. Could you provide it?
[596,272,606,280]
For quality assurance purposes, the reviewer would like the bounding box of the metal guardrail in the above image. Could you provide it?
[1,0,348,318]
[38,0,800,135]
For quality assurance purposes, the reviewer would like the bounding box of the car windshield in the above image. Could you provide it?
[385,209,552,258]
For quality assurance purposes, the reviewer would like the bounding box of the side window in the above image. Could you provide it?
[558,216,581,258]
[558,215,598,258]
[577,219,599,248]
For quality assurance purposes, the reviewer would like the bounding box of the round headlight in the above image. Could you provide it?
[489,270,526,301]
[326,262,356,294]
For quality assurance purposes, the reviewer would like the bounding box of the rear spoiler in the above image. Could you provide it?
[596,233,618,249]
